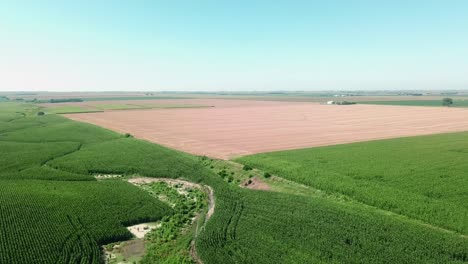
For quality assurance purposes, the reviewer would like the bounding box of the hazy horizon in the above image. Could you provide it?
[1,88,468,93]
[1,1,467,92]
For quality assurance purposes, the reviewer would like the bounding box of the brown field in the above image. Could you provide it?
[65,99,468,159]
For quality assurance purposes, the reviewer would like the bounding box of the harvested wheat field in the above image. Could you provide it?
[65,99,468,159]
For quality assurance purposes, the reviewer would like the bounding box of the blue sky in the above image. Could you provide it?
[0,1,467,91]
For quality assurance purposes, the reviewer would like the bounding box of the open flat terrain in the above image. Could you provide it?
[65,99,468,159]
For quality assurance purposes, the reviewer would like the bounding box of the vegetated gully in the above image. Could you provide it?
[125,177,214,264]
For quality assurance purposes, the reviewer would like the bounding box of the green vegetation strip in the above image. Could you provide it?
[143,181,207,263]
[44,105,103,114]
[104,179,208,264]
[359,99,468,107]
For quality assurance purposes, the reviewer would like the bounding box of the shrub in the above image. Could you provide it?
[37,111,45,116]
[243,165,253,171]
[263,172,271,178]
[218,169,228,178]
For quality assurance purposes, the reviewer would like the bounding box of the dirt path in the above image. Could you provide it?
[128,177,215,264]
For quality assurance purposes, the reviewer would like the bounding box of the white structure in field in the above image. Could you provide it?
[326,101,335,105]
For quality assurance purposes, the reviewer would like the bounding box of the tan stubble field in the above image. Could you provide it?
[65,99,468,159]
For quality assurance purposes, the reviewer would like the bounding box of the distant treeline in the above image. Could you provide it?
[28,98,84,103]
[49,98,84,103]
[330,101,356,105]
[398,93,423,96]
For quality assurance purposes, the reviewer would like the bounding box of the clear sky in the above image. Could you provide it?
[1,1,467,91]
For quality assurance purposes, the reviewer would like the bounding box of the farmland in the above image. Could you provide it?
[237,132,468,234]
[1,100,468,263]
[44,105,103,114]
[0,104,174,263]
[65,99,468,159]
[39,100,214,114]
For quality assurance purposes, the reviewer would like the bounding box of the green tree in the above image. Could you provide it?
[442,97,453,107]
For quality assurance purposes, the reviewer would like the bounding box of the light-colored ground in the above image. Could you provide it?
[65,99,468,159]
[129,177,203,189]
[95,174,123,179]
[241,177,270,191]
[126,223,161,239]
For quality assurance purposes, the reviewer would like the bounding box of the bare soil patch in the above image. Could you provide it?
[120,239,145,260]
[127,223,161,239]
[241,177,270,191]
[65,100,468,159]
